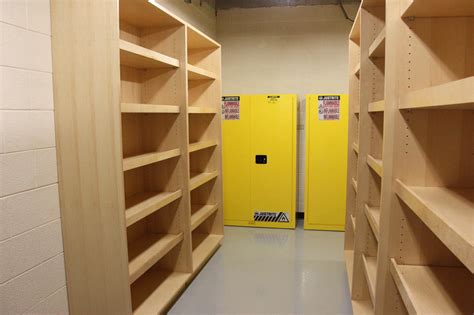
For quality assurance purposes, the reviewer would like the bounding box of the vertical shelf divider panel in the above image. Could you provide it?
[351,4,386,312]
[345,1,391,314]
[186,25,224,274]
[52,1,223,314]
[344,6,361,297]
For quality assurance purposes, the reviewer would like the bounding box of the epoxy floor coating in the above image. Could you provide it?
[169,220,352,314]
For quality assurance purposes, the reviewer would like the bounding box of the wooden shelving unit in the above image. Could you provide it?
[344,1,474,314]
[186,22,223,280]
[51,1,222,313]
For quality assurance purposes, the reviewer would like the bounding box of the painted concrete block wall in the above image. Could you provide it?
[0,0,69,314]
[217,4,359,212]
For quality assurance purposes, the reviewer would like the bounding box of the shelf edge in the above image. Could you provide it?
[121,103,180,114]
[123,148,181,172]
[126,190,183,227]
[399,77,474,110]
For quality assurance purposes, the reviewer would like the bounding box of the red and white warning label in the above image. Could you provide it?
[222,96,240,120]
[318,95,340,120]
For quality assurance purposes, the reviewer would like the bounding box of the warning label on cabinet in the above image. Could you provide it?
[222,96,240,120]
[318,95,340,120]
[267,95,281,104]
[254,211,290,223]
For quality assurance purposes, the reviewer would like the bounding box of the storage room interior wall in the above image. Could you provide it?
[217,4,359,212]
[0,0,68,313]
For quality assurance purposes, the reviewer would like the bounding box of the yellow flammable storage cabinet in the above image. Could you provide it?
[222,94,297,229]
[304,94,348,231]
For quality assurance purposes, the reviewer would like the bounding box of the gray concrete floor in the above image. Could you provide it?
[169,220,352,314]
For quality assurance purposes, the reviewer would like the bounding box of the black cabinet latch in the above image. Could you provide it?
[255,155,267,164]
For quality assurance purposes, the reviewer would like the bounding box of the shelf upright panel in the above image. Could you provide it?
[345,5,362,285]
[51,0,133,313]
[348,5,386,312]
[186,24,224,273]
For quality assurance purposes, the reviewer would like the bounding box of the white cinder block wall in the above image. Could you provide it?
[0,0,69,314]
[217,4,359,212]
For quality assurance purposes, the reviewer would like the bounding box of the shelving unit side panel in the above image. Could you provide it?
[345,42,361,248]
[373,1,408,314]
[351,8,383,306]
[208,47,223,236]
[51,0,132,313]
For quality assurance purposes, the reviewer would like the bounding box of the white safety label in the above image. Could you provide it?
[222,96,240,120]
[318,95,340,120]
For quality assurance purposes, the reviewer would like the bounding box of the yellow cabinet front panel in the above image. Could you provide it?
[304,94,348,231]
[223,94,297,229]
[222,95,252,223]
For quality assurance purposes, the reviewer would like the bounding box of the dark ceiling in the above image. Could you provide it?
[215,0,360,10]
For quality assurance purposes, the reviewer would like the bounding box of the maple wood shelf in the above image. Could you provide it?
[120,40,179,69]
[390,259,474,314]
[395,180,474,273]
[399,77,474,110]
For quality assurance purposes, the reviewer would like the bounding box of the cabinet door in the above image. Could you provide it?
[250,95,296,229]
[222,95,252,226]
[304,94,348,231]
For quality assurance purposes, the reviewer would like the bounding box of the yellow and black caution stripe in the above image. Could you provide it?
[253,211,290,223]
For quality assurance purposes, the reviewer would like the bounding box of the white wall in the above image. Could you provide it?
[155,0,217,38]
[0,0,69,313]
[217,4,358,212]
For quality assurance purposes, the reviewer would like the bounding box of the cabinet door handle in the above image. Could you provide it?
[255,155,267,164]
